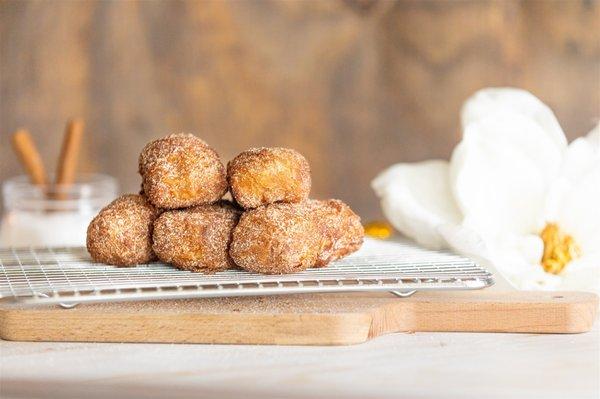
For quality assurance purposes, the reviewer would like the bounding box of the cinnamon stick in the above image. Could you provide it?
[55,118,84,187]
[11,129,48,186]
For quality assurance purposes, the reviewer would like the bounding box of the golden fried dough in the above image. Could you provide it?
[230,199,363,274]
[229,203,320,274]
[86,194,160,266]
[308,199,364,267]
[152,201,241,272]
[227,147,311,209]
[139,133,227,209]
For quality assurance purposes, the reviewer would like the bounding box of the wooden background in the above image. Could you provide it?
[1,0,599,220]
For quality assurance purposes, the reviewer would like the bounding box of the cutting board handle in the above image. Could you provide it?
[372,291,598,337]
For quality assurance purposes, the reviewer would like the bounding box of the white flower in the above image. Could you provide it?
[372,88,600,293]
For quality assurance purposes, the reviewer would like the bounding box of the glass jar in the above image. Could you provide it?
[0,174,118,247]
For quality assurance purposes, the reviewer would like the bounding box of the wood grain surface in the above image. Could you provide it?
[1,291,597,345]
[1,0,599,220]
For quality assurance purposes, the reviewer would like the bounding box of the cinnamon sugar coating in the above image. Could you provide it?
[227,147,311,209]
[152,201,241,272]
[139,133,227,209]
[230,203,320,274]
[230,199,363,274]
[87,194,160,266]
[308,199,364,267]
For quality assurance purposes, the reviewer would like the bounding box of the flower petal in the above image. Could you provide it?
[560,255,600,294]
[461,88,567,150]
[372,160,461,249]
[509,268,563,291]
[450,111,564,238]
[585,122,599,150]
[437,223,488,259]
[437,223,517,290]
[464,232,557,291]
[554,161,600,254]
[546,124,600,253]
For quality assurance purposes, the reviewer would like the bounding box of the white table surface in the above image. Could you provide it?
[1,318,598,399]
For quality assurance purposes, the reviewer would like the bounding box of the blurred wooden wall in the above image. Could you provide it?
[1,0,599,220]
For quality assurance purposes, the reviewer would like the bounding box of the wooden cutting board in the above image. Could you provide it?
[0,290,597,345]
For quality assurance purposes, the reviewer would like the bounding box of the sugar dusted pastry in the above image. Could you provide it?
[230,202,320,274]
[152,201,241,272]
[227,147,311,209]
[86,194,160,266]
[230,199,363,274]
[139,133,227,209]
[308,199,364,267]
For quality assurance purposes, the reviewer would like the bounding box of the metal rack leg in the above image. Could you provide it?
[390,290,416,298]
[36,292,79,309]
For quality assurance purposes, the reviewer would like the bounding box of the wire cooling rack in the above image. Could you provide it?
[0,238,493,306]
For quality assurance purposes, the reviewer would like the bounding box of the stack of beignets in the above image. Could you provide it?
[87,133,364,274]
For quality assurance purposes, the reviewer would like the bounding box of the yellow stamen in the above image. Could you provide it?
[540,223,580,275]
[364,221,393,240]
